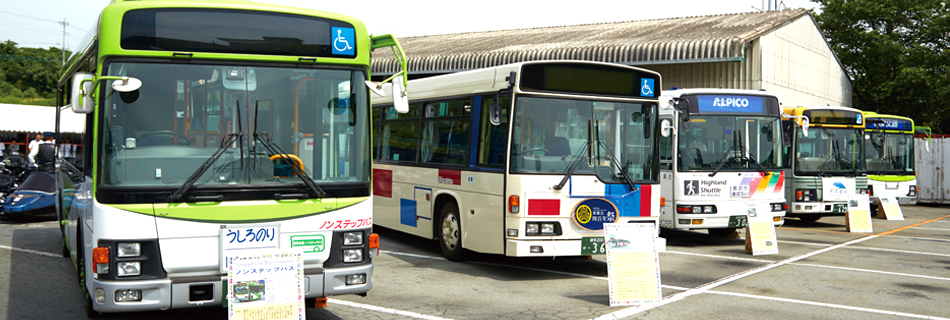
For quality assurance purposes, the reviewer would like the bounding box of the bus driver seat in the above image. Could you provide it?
[545,136,571,156]
[687,141,707,152]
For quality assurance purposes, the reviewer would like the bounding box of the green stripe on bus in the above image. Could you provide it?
[867,175,916,182]
[108,197,369,223]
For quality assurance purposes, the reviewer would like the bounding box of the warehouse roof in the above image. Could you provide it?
[372,8,811,75]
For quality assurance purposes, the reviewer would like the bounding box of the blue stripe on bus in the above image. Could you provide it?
[469,96,482,169]
[400,199,417,227]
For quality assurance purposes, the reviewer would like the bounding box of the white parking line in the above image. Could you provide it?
[328,298,456,320]
[844,245,950,258]
[705,290,950,320]
[881,234,950,243]
[0,244,61,258]
[592,235,880,320]
[663,250,772,263]
[791,263,950,282]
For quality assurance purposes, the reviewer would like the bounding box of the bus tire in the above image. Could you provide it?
[707,228,737,237]
[438,202,466,261]
[77,225,102,318]
[799,215,821,222]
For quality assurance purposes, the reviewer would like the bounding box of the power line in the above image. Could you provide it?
[0,9,62,23]
[0,21,68,36]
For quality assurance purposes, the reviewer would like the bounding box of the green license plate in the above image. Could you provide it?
[581,237,606,255]
[728,215,749,228]
[833,203,847,213]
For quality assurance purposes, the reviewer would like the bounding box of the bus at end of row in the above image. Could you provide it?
[782,105,869,222]
[55,0,408,316]
[372,60,663,260]
[864,112,918,208]
[657,88,788,237]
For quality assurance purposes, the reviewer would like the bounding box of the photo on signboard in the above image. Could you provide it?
[232,280,266,303]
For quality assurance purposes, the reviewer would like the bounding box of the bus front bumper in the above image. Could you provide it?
[88,264,373,313]
[505,237,666,256]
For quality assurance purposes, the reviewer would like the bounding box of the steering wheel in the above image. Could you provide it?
[136,130,191,146]
[524,148,550,156]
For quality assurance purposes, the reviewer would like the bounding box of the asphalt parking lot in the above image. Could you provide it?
[1,204,948,319]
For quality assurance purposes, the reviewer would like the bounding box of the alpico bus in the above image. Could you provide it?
[54,0,409,316]
[371,60,663,261]
[656,89,790,237]
[782,105,868,222]
[864,112,918,209]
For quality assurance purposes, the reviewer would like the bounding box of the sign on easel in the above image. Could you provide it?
[227,250,304,320]
[744,202,778,255]
[845,194,873,233]
[878,196,904,220]
[604,223,661,306]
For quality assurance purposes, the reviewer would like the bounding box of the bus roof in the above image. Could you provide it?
[61,0,371,85]
[373,60,662,104]
[864,113,914,132]
[783,105,865,128]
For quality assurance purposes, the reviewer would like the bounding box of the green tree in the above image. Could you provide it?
[0,40,65,106]
[812,0,950,133]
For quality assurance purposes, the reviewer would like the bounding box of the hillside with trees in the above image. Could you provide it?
[0,40,67,106]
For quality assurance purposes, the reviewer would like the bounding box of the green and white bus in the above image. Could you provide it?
[864,112,917,208]
[54,0,407,315]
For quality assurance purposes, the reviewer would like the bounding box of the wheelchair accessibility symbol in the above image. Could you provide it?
[640,78,655,97]
[332,27,355,55]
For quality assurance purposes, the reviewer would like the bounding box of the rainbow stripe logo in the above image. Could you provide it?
[738,171,784,198]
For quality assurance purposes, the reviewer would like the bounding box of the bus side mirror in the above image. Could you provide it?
[489,102,502,126]
[660,119,673,137]
[800,118,809,137]
[71,73,94,114]
[392,74,409,114]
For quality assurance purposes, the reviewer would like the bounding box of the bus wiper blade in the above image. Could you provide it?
[553,140,589,190]
[168,132,242,202]
[595,140,639,192]
[254,132,325,198]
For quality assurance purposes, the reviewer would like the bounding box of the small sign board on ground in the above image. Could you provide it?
[879,196,904,220]
[227,250,304,320]
[846,194,873,233]
[744,202,778,255]
[604,223,661,306]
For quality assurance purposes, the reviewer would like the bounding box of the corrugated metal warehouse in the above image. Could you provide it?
[371,8,851,107]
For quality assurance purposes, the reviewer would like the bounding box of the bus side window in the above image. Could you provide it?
[478,95,509,168]
[380,103,421,163]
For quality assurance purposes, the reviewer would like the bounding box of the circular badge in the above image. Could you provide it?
[572,198,619,231]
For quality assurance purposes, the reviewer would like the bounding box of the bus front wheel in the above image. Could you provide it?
[438,203,466,261]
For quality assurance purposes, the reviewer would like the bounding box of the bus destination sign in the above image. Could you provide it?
[697,95,764,113]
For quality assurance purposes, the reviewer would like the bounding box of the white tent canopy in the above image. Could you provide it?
[0,103,86,133]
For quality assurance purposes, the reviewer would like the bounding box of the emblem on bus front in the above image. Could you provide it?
[572,198,619,231]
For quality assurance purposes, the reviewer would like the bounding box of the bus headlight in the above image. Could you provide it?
[770,203,786,212]
[115,290,142,302]
[526,223,539,234]
[343,232,363,246]
[117,242,141,257]
[540,223,555,234]
[343,249,363,263]
[116,262,141,277]
[796,189,816,202]
[908,185,917,196]
[345,274,366,285]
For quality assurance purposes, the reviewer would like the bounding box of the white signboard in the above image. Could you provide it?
[220,225,279,273]
[879,196,904,220]
[227,250,304,320]
[822,178,854,202]
[604,223,661,306]
[846,194,873,233]
[744,202,778,255]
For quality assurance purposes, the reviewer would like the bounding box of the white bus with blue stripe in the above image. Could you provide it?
[372,61,663,260]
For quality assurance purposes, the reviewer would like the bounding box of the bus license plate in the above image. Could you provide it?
[833,203,847,213]
[581,237,606,255]
[728,215,748,228]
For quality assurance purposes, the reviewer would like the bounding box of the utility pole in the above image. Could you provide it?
[58,18,69,66]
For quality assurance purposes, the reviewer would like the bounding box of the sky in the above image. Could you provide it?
[1,0,821,52]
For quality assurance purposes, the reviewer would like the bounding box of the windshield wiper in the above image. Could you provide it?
[554,120,592,190]
[709,129,768,177]
[169,132,242,202]
[595,140,639,192]
[254,131,325,199]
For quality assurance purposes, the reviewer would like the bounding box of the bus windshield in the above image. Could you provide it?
[510,96,658,183]
[866,132,914,174]
[100,62,369,188]
[794,127,866,174]
[678,115,782,171]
